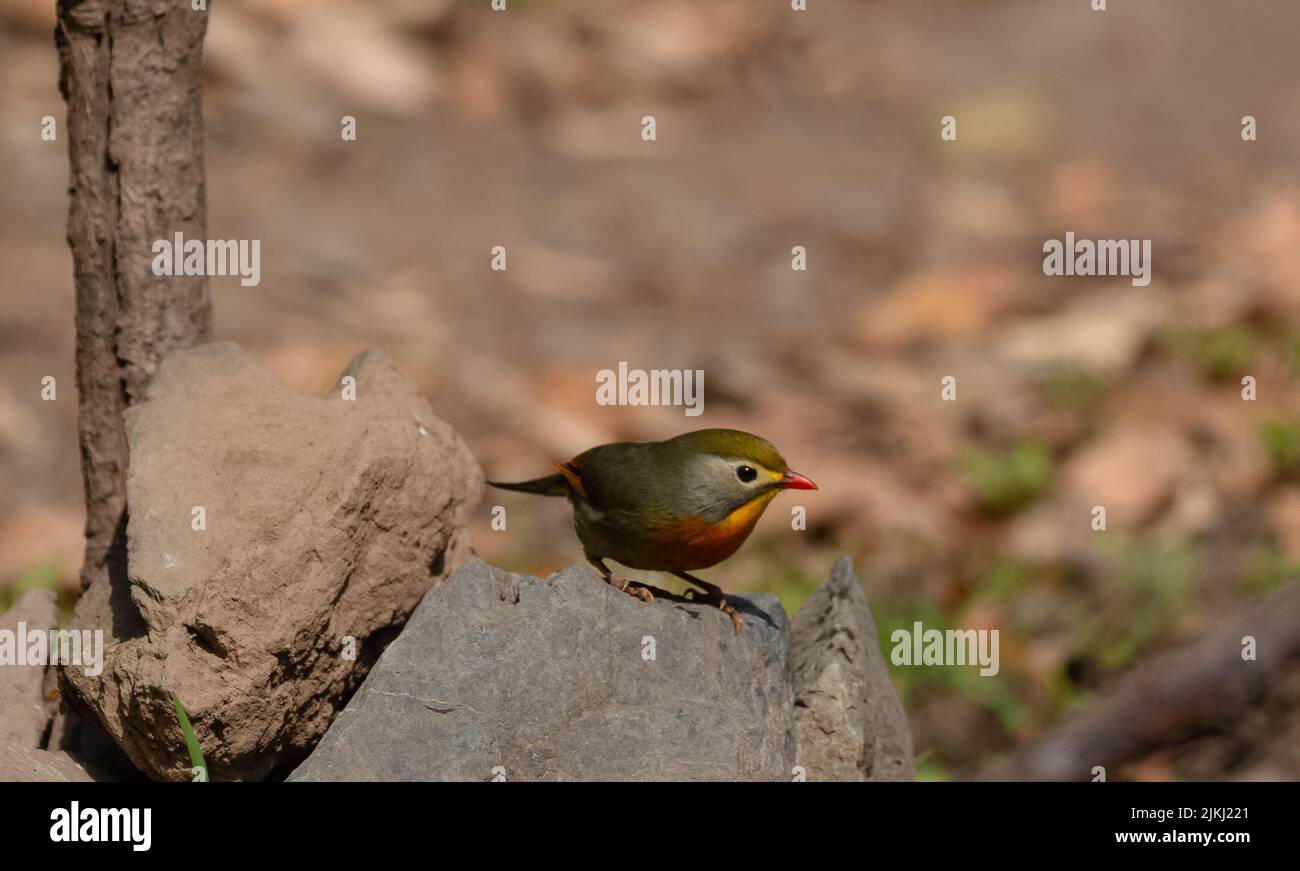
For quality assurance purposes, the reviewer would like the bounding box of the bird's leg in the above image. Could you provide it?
[675,571,724,601]
[673,571,742,634]
[587,556,654,604]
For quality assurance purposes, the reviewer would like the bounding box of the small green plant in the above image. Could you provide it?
[171,692,208,782]
[958,440,1054,518]
[972,557,1033,603]
[912,748,950,782]
[1041,365,1106,417]
[1045,662,1087,717]
[1159,325,1256,382]
[1076,537,1199,671]
[0,561,71,617]
[1261,419,1300,481]
[1282,332,1300,381]
[1239,544,1299,599]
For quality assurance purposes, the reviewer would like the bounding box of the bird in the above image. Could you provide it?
[488,428,817,633]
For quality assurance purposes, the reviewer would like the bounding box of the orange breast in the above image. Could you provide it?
[648,491,779,570]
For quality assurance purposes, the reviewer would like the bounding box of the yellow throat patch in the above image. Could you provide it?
[690,489,780,547]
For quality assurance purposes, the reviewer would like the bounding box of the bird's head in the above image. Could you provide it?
[668,429,817,522]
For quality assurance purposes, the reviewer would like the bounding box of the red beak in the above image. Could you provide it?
[780,470,818,490]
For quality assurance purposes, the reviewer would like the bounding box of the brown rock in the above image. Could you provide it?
[0,741,92,782]
[0,589,58,748]
[792,558,915,781]
[61,342,483,781]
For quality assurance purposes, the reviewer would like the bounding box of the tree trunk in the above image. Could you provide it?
[56,0,214,591]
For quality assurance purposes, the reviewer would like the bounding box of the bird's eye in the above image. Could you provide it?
[736,465,758,483]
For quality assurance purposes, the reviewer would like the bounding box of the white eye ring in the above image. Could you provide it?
[736,465,758,483]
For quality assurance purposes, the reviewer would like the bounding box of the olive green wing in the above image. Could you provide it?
[567,442,680,515]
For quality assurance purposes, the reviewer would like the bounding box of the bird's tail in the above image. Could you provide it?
[487,472,569,497]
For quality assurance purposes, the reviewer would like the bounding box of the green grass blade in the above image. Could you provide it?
[170,692,208,782]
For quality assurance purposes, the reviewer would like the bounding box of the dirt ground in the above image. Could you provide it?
[3,0,1300,779]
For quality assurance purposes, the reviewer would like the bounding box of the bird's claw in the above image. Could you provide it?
[606,575,654,604]
[681,587,741,634]
[719,600,742,634]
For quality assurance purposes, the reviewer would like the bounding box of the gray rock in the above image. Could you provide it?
[61,342,483,781]
[0,740,93,782]
[0,589,59,748]
[291,558,795,781]
[791,557,914,781]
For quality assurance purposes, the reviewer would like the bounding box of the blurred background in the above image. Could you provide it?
[3,0,1300,780]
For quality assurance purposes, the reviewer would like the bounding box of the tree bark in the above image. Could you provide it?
[57,0,214,590]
